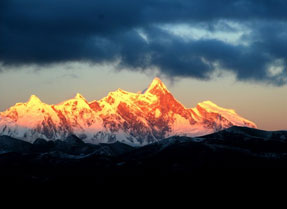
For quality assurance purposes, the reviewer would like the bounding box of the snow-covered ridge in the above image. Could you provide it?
[0,78,256,146]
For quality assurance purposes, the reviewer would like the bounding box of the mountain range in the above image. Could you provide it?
[0,78,256,146]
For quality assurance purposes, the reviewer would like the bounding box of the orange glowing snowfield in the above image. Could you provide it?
[0,78,256,146]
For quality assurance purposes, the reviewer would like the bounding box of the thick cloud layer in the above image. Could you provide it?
[0,0,286,85]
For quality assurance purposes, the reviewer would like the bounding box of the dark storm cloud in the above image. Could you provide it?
[0,0,286,85]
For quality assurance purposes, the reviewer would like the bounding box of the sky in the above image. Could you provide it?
[0,0,286,130]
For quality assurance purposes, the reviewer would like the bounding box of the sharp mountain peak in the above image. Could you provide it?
[74,93,87,101]
[144,77,169,95]
[27,94,42,105]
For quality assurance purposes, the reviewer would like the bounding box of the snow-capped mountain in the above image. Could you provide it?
[0,78,256,146]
